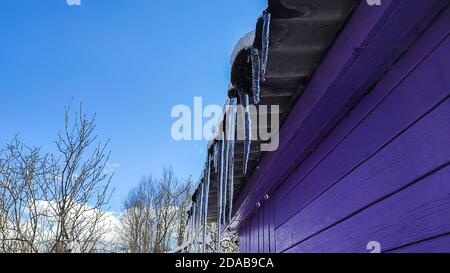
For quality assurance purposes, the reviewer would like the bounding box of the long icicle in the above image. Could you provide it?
[213,142,219,173]
[261,11,271,81]
[192,199,196,251]
[240,91,252,175]
[183,211,190,245]
[202,156,211,253]
[228,98,237,223]
[222,109,229,226]
[217,133,225,252]
[251,48,261,104]
[197,183,203,251]
[188,208,193,244]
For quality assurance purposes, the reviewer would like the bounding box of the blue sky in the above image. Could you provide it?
[0,0,266,212]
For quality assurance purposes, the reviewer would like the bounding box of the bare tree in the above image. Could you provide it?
[0,137,45,252]
[0,104,114,253]
[116,176,157,253]
[117,167,192,253]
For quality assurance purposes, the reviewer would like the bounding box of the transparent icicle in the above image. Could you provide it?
[197,196,201,249]
[261,12,271,81]
[188,209,192,248]
[187,209,192,243]
[240,91,252,175]
[202,156,211,253]
[192,200,196,249]
[222,111,230,226]
[251,47,261,104]
[217,133,225,252]
[197,183,203,249]
[213,142,219,173]
[183,213,190,243]
[228,98,237,223]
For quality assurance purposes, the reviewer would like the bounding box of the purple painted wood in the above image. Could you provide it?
[274,7,450,203]
[269,0,448,207]
[231,1,397,226]
[250,214,258,253]
[258,206,264,252]
[241,221,249,253]
[239,194,273,253]
[275,96,450,251]
[245,221,250,253]
[274,33,450,228]
[388,235,450,253]
[269,199,276,253]
[285,165,450,253]
[239,223,246,253]
[263,202,271,253]
[231,0,448,229]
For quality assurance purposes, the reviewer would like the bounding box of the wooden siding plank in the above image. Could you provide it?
[246,221,250,253]
[275,34,450,228]
[285,165,450,253]
[263,201,271,253]
[239,222,247,253]
[276,96,450,251]
[258,205,265,253]
[250,214,258,253]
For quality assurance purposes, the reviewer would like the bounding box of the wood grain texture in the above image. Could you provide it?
[235,3,450,253]
[276,97,450,252]
[231,1,399,224]
[239,221,249,253]
[274,7,450,203]
[250,214,258,253]
[285,165,450,253]
[232,0,447,228]
[388,234,450,253]
[275,34,450,228]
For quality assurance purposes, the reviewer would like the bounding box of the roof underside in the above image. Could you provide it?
[201,0,359,222]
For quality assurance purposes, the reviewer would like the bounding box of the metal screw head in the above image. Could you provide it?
[256,202,261,208]
[264,194,269,200]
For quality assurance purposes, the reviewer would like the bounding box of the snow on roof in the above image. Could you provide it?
[229,30,255,65]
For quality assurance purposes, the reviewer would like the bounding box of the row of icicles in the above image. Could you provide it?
[182,11,271,253]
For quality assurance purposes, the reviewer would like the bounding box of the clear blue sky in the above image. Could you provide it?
[0,0,266,212]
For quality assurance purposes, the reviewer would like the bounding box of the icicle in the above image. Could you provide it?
[202,156,211,253]
[261,11,271,81]
[192,201,196,249]
[222,113,229,226]
[194,190,200,250]
[239,91,252,175]
[251,47,261,104]
[197,183,203,248]
[183,213,190,243]
[227,98,237,223]
[213,142,219,173]
[217,133,225,252]
[186,207,193,243]
[188,213,192,242]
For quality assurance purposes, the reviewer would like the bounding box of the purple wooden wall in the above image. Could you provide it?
[238,1,450,253]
